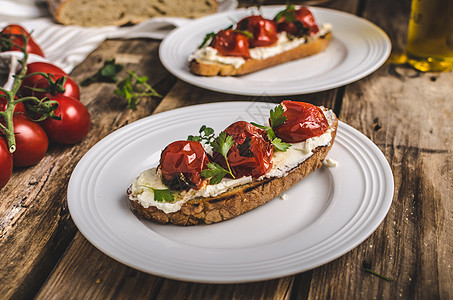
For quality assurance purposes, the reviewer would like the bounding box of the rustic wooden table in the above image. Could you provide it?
[1,0,452,299]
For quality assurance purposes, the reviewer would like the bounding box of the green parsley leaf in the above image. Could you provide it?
[272,137,291,152]
[210,132,235,179]
[81,58,124,86]
[201,162,230,184]
[188,125,215,144]
[269,104,287,128]
[250,121,291,152]
[151,188,175,202]
[114,70,162,110]
[211,131,234,158]
[199,32,216,48]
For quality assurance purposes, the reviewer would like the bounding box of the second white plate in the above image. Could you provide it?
[159,6,391,96]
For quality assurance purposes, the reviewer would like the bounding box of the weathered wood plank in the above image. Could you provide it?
[0,38,170,300]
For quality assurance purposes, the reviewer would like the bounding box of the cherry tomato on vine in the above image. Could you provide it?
[0,136,13,189]
[0,24,45,57]
[19,62,73,97]
[3,114,49,167]
[39,95,90,144]
[274,100,328,143]
[31,75,80,100]
[236,15,278,48]
[275,6,319,36]
[214,121,273,178]
[160,140,209,190]
[211,29,251,58]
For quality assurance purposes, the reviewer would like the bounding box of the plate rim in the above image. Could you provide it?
[159,6,392,96]
[68,101,394,283]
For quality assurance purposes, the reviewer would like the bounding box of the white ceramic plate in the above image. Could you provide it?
[68,102,394,283]
[159,6,391,96]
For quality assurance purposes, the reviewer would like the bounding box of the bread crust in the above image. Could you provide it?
[189,31,332,76]
[46,0,218,26]
[129,116,338,226]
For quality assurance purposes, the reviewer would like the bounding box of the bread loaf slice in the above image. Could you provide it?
[46,0,218,27]
[128,114,338,226]
[189,31,332,76]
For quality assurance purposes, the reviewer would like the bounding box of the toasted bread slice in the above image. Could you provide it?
[128,114,338,226]
[189,31,332,76]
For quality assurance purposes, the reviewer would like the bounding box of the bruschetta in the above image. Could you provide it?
[189,5,332,76]
[127,100,338,226]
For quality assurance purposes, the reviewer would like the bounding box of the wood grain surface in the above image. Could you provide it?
[1,0,452,299]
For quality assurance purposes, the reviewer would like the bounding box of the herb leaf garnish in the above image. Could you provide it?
[201,162,230,185]
[251,104,290,152]
[140,185,175,202]
[188,125,215,144]
[200,131,236,183]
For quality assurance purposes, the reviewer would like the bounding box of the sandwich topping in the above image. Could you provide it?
[188,5,332,69]
[128,101,336,214]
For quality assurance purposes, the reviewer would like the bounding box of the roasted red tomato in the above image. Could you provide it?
[214,121,273,178]
[211,29,251,58]
[6,114,49,167]
[274,100,328,143]
[236,15,278,48]
[275,6,320,36]
[0,136,13,189]
[0,24,45,57]
[0,91,27,115]
[160,140,209,191]
[39,95,90,144]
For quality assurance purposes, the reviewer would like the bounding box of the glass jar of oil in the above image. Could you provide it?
[406,0,453,72]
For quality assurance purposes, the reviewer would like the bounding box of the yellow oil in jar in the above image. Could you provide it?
[406,0,453,72]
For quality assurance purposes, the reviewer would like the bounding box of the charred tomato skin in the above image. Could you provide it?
[275,6,320,37]
[160,140,209,191]
[274,100,328,143]
[236,15,278,48]
[211,29,251,58]
[214,121,273,178]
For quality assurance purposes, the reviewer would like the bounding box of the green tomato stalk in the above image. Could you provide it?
[0,32,59,153]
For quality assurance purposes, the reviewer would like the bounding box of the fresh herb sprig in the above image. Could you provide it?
[200,131,236,184]
[251,104,290,152]
[81,58,124,86]
[141,185,175,202]
[188,125,215,144]
[114,70,162,110]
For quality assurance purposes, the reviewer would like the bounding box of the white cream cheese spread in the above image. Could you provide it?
[129,109,336,214]
[188,23,332,69]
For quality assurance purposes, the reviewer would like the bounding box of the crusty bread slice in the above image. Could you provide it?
[128,115,338,226]
[46,0,218,27]
[189,31,332,76]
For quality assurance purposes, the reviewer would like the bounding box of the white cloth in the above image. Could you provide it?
[0,0,237,89]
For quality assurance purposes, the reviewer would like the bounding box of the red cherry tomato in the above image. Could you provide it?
[0,90,27,115]
[39,95,90,144]
[236,15,278,48]
[31,75,80,100]
[274,100,328,143]
[4,114,49,167]
[275,6,319,36]
[214,121,273,178]
[211,29,251,58]
[19,62,77,98]
[160,140,209,190]
[0,24,45,57]
[0,136,13,190]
